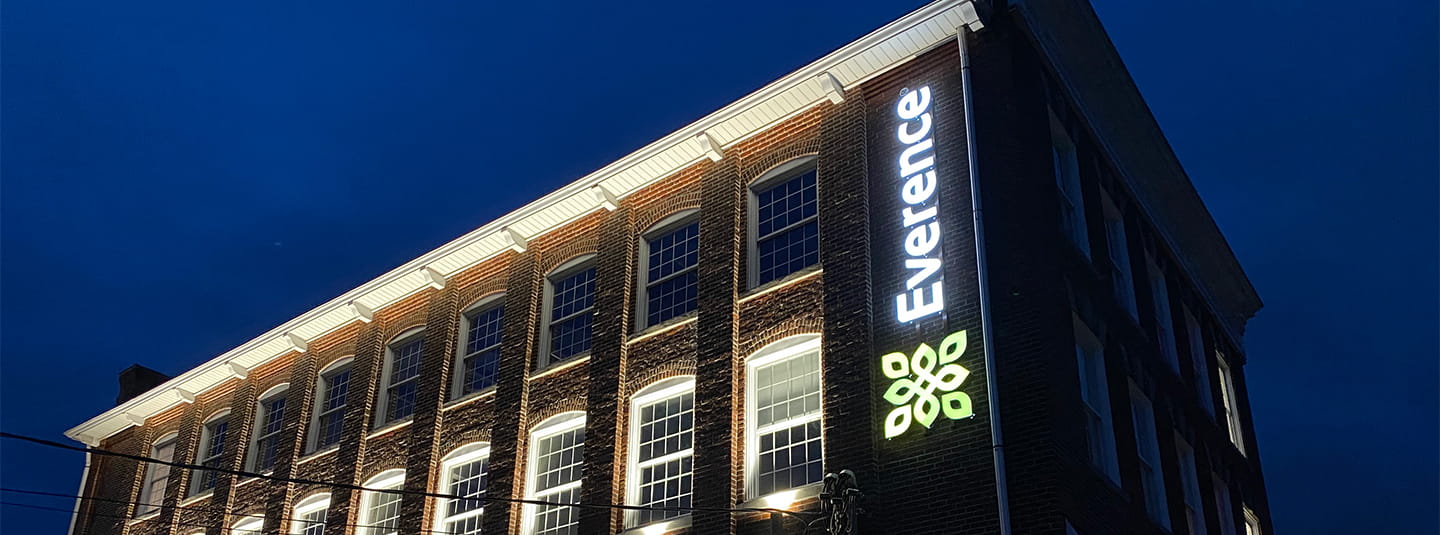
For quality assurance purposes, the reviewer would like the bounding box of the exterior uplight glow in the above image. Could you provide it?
[894,86,946,323]
[882,330,974,438]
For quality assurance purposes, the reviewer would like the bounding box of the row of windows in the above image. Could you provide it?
[135,335,826,535]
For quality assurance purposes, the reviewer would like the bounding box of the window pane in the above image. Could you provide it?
[364,488,403,535]
[632,389,694,526]
[646,271,697,327]
[391,338,424,384]
[439,452,489,535]
[296,508,327,535]
[751,347,823,497]
[754,169,819,285]
[757,220,819,285]
[549,268,595,361]
[647,222,699,282]
[532,425,584,535]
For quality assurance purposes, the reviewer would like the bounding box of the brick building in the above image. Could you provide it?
[65,1,1272,534]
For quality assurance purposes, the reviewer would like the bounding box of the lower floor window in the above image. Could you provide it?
[360,471,405,535]
[527,413,586,535]
[436,444,490,535]
[746,335,825,498]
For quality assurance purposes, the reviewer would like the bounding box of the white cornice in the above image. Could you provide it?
[65,0,982,444]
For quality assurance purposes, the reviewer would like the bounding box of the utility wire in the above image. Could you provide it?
[0,495,477,535]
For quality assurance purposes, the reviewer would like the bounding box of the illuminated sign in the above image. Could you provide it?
[882,330,973,439]
[894,85,945,323]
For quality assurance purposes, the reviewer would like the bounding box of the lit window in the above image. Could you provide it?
[1175,435,1207,535]
[309,358,353,453]
[1101,192,1136,319]
[1243,505,1262,535]
[746,335,824,499]
[290,493,330,535]
[248,385,288,472]
[1183,309,1215,417]
[750,158,819,287]
[641,216,699,328]
[1052,113,1089,257]
[376,331,424,427]
[135,433,177,516]
[359,470,405,535]
[435,444,490,535]
[1074,320,1120,484]
[525,412,585,535]
[1128,384,1170,529]
[545,260,596,365]
[231,515,264,535]
[1213,475,1237,535]
[190,412,230,496]
[455,300,504,398]
[1146,255,1181,373]
[627,377,695,527]
[1217,354,1247,455]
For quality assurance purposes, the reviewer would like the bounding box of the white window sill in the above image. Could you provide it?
[530,354,591,380]
[619,514,692,535]
[740,267,822,303]
[443,387,497,411]
[738,481,824,511]
[179,491,213,507]
[126,511,161,525]
[295,445,339,465]
[630,313,698,343]
[367,418,414,439]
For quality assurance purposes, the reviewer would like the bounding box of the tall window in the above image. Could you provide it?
[525,413,585,535]
[750,158,819,287]
[455,299,504,399]
[1213,475,1237,535]
[627,377,695,527]
[1217,353,1247,455]
[435,444,490,535]
[190,412,230,496]
[309,358,353,453]
[1147,255,1180,373]
[1129,384,1170,529]
[1243,506,1262,535]
[359,470,405,535]
[231,515,265,535]
[1075,320,1120,483]
[545,260,596,365]
[1183,309,1215,417]
[376,331,424,427]
[641,215,699,328]
[135,433,177,516]
[1052,114,1089,257]
[1101,192,1136,319]
[1175,435,1207,535]
[248,385,288,472]
[746,335,824,498]
[290,493,330,535]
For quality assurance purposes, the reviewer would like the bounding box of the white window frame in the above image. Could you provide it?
[522,412,586,535]
[190,410,231,497]
[539,256,597,368]
[1183,308,1215,417]
[626,376,696,528]
[308,357,354,454]
[1051,112,1089,258]
[1217,353,1247,455]
[1128,383,1170,529]
[135,431,178,517]
[290,493,331,535]
[1101,191,1137,319]
[434,443,491,535]
[452,295,505,401]
[744,334,824,501]
[1243,505,1262,535]
[247,384,289,473]
[637,211,701,330]
[231,515,265,535]
[1147,254,1181,374]
[358,469,406,535]
[1074,318,1120,484]
[1213,474,1237,535]
[747,156,820,289]
[374,329,425,429]
[1175,434,1207,535]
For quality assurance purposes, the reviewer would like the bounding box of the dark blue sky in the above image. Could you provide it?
[2,0,1434,533]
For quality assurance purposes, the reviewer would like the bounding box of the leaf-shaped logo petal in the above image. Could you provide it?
[913,393,941,428]
[938,330,967,365]
[941,391,973,420]
[881,351,910,379]
[884,378,919,406]
[884,406,913,439]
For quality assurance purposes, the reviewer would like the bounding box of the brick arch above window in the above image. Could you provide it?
[633,194,702,234]
[623,360,698,401]
[739,317,825,358]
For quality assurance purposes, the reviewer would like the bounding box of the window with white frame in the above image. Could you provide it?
[190,412,231,496]
[1243,505,1262,535]
[359,470,405,535]
[290,493,330,535]
[627,377,695,527]
[750,157,819,287]
[232,515,265,535]
[1147,255,1181,373]
[376,331,424,427]
[641,215,699,328]
[1074,319,1120,484]
[309,358,353,453]
[455,299,504,399]
[525,412,585,535]
[248,385,288,472]
[1213,474,1237,535]
[1052,113,1089,257]
[746,335,824,499]
[545,260,596,365]
[1183,309,1215,417]
[135,433,177,516]
[1217,353,1247,455]
[1101,192,1137,319]
[1175,434,1207,535]
[435,443,490,535]
[1128,383,1170,529]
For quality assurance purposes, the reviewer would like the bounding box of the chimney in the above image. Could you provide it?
[117,365,171,406]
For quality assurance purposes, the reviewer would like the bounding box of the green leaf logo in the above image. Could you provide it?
[882,330,974,439]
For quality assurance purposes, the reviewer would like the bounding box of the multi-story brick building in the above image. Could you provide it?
[65,1,1272,534]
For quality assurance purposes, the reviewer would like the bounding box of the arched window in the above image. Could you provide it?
[453,295,505,400]
[639,212,700,329]
[190,410,232,496]
[524,412,586,535]
[744,334,824,499]
[230,515,264,535]
[541,256,596,367]
[247,384,289,472]
[434,443,491,535]
[290,493,331,535]
[748,156,819,288]
[308,357,354,453]
[626,376,695,528]
[375,329,425,428]
[359,469,406,535]
[135,431,178,517]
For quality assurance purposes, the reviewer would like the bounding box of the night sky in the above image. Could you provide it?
[2,0,1435,533]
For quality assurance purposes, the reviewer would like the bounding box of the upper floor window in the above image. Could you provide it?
[1074,319,1119,484]
[1183,308,1215,417]
[231,515,265,535]
[135,432,177,516]
[454,298,504,399]
[627,377,695,528]
[190,412,231,496]
[248,384,288,472]
[359,470,405,535]
[1128,383,1170,529]
[1051,114,1089,257]
[376,330,424,427]
[641,214,699,328]
[1101,192,1136,319]
[1175,434,1207,535]
[544,259,596,366]
[525,412,586,535]
[1217,353,1247,455]
[1146,254,1180,373]
[745,334,824,499]
[435,443,490,535]
[309,358,353,453]
[290,493,330,535]
[750,157,819,287]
